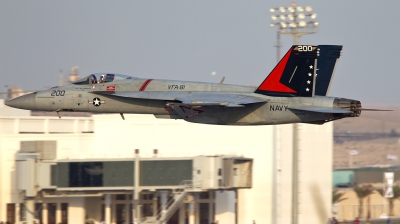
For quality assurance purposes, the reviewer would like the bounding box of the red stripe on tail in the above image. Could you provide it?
[257,48,296,93]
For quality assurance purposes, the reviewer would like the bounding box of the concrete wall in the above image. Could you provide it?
[299,124,333,224]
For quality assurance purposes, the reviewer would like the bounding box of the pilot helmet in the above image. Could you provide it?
[99,74,105,83]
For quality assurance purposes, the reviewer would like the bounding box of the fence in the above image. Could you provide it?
[338,204,391,220]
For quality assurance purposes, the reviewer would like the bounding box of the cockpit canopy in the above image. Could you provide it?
[73,73,135,85]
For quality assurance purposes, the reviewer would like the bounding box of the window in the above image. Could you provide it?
[129,204,133,224]
[69,162,103,187]
[47,203,56,224]
[143,204,153,217]
[212,203,216,222]
[34,203,43,224]
[141,194,154,200]
[116,204,126,224]
[7,203,15,224]
[197,170,201,174]
[61,203,68,224]
[218,169,222,176]
[101,204,105,222]
[116,194,126,200]
[199,203,209,224]
[200,192,209,199]
[234,168,238,176]
[19,203,25,222]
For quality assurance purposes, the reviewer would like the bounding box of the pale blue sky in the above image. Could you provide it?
[1,1,399,105]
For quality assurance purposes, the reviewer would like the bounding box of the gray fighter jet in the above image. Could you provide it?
[5,45,368,125]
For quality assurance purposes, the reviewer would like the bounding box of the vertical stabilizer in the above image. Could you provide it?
[255,45,318,97]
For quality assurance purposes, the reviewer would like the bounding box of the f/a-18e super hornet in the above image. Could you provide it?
[6,45,372,125]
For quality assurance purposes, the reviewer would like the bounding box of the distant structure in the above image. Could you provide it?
[2,66,81,100]
[58,66,80,86]
[6,87,23,100]
[58,69,65,86]
[69,66,80,83]
[1,87,33,101]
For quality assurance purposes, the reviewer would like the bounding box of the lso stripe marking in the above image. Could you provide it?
[139,79,153,91]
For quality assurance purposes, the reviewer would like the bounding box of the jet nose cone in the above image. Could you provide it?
[5,92,37,110]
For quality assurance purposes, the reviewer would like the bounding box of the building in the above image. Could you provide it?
[333,166,400,220]
[0,99,333,224]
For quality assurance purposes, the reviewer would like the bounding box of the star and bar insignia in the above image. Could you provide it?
[88,97,105,107]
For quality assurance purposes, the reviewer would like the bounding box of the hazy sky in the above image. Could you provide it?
[1,1,399,105]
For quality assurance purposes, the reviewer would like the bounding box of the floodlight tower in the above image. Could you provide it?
[270,2,318,60]
[269,3,319,224]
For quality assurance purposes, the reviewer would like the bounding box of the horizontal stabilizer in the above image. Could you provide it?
[288,106,352,114]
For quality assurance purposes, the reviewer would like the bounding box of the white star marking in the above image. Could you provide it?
[309,65,313,69]
[94,98,100,106]
[308,73,312,76]
[306,88,310,92]
[307,80,311,84]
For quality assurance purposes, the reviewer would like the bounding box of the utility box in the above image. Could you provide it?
[20,141,57,160]
[16,157,37,197]
[37,162,55,189]
[16,153,55,196]
[223,158,253,188]
[193,156,253,189]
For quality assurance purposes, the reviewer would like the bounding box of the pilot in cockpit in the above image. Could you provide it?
[99,75,105,83]
[91,75,97,84]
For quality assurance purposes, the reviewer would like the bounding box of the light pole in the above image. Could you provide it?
[270,3,318,60]
[349,150,359,168]
[269,3,319,224]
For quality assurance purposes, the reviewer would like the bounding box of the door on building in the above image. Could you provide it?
[6,203,16,224]
[199,203,210,224]
[167,209,179,224]
[116,204,126,224]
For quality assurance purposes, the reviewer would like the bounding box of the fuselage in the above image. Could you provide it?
[6,75,358,125]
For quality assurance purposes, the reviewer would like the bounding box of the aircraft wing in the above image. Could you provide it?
[175,93,266,107]
[288,106,352,114]
[94,91,267,107]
